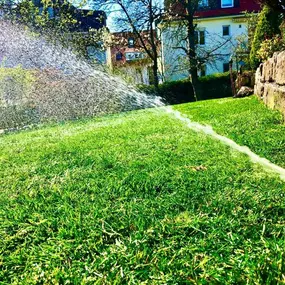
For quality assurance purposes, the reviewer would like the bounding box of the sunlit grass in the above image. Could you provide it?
[175,96,285,167]
[1,97,285,284]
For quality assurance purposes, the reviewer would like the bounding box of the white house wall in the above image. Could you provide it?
[160,16,248,82]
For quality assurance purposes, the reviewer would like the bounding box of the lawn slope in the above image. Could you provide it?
[175,96,285,168]
[1,97,285,284]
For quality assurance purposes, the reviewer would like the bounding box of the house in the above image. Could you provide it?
[72,8,107,63]
[159,0,261,81]
[106,32,156,85]
[31,0,107,63]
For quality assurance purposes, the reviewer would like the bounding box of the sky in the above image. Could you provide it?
[75,0,163,33]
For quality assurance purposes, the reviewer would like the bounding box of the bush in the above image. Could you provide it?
[138,72,235,104]
[0,66,34,106]
[249,5,281,69]
[0,67,37,129]
[138,80,194,104]
[281,21,285,39]
[197,72,235,100]
[257,35,285,62]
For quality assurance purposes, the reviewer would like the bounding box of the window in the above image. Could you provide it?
[87,45,97,58]
[223,25,230,36]
[195,30,206,45]
[116,52,123,61]
[221,0,234,8]
[223,62,230,72]
[199,30,205,45]
[128,37,135,48]
[198,0,208,8]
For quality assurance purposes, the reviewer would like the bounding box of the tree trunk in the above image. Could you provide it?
[153,56,159,88]
[149,2,159,89]
[187,17,199,101]
[190,68,199,101]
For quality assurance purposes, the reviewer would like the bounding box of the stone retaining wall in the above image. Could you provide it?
[255,51,285,117]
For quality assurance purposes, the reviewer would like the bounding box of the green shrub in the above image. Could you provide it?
[257,35,285,62]
[281,21,285,39]
[0,67,37,129]
[0,105,39,129]
[249,5,281,69]
[0,67,34,103]
[158,80,195,104]
[197,72,235,100]
[138,80,194,104]
[138,72,235,104]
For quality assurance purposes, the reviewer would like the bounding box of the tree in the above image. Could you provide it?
[165,0,200,99]
[0,0,107,59]
[256,0,285,15]
[99,0,163,88]
[249,5,281,69]
[256,0,285,38]
[162,0,234,100]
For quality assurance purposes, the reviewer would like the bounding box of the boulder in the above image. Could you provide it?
[255,51,285,117]
[263,83,285,115]
[258,63,265,83]
[235,86,254,98]
[235,71,255,89]
[263,57,275,82]
[276,51,285,86]
[255,80,264,98]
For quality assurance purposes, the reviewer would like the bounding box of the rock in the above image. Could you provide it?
[259,63,265,83]
[255,51,285,117]
[263,57,275,82]
[235,71,255,89]
[255,80,264,98]
[235,86,254,98]
[263,83,285,115]
[276,51,285,86]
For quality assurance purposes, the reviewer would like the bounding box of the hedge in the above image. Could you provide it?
[138,72,235,104]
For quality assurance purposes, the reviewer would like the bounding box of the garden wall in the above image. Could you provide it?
[255,51,285,117]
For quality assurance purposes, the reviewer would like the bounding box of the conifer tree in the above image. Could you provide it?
[249,5,281,69]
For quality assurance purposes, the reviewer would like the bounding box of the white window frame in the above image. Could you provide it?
[128,37,135,48]
[222,25,231,36]
[223,62,230,72]
[221,0,234,8]
[195,28,206,46]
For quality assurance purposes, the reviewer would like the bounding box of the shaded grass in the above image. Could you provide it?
[1,101,285,284]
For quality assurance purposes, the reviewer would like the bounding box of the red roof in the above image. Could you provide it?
[195,0,261,18]
[169,0,261,19]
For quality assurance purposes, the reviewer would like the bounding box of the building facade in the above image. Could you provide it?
[106,32,155,85]
[31,1,107,63]
[159,0,260,81]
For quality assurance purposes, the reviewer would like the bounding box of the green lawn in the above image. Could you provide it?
[1,96,285,284]
[175,96,285,168]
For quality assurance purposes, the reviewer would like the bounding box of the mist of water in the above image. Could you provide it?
[165,107,285,182]
[1,20,284,183]
[0,20,164,130]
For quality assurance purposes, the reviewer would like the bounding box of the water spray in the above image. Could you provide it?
[165,107,285,182]
[0,20,164,130]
